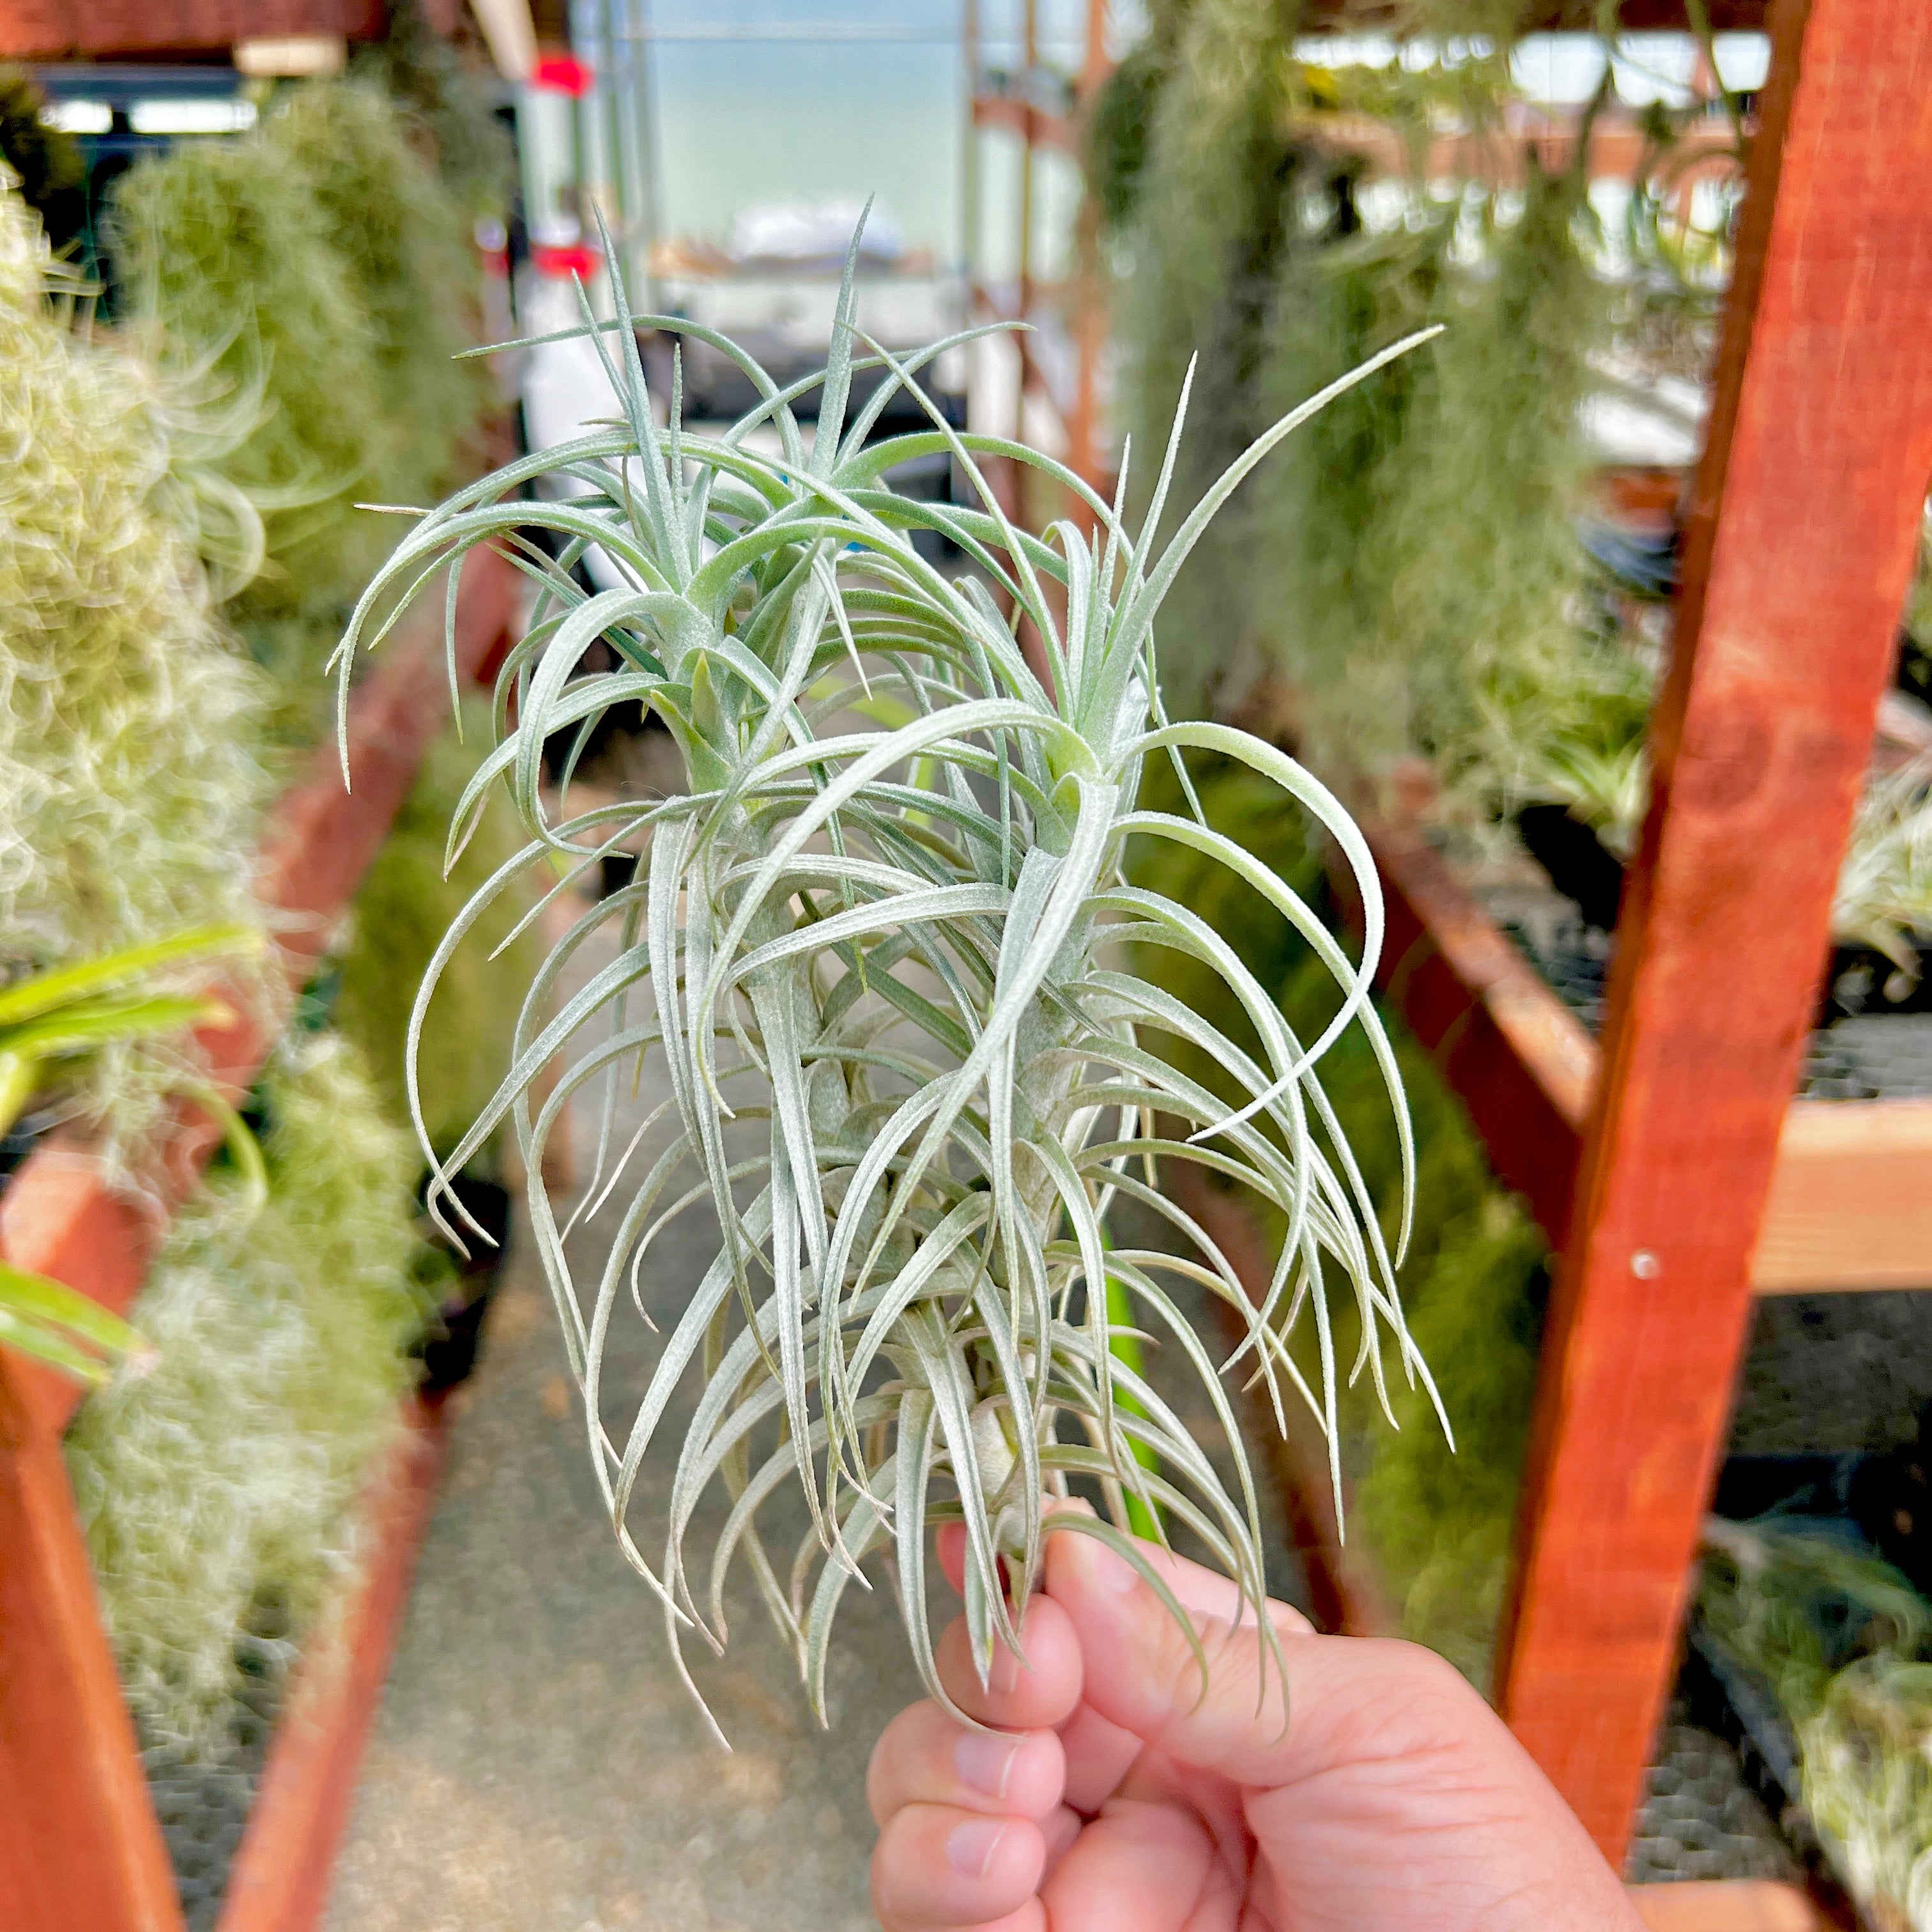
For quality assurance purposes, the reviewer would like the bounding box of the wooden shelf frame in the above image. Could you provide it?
[1206,0,1932,1885]
[1358,822,1932,1296]
[0,2,390,59]
[0,547,515,1932]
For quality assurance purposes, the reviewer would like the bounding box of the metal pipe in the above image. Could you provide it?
[569,0,617,241]
[613,0,660,303]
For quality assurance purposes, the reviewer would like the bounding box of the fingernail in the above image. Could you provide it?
[988,1640,1025,1694]
[947,1816,1009,1878]
[954,1729,1021,1798]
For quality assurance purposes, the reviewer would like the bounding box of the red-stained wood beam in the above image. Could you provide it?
[1350,824,1596,1248]
[0,546,512,1932]
[1494,0,1932,1860]
[0,1,387,58]
[0,1372,185,1932]
[215,1394,450,1932]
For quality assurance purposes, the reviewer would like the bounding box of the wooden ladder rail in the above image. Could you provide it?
[1491,0,1932,1860]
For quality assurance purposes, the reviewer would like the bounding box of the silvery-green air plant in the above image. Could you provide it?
[338,230,1444,1733]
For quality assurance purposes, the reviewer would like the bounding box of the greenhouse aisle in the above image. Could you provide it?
[324,932,922,1932]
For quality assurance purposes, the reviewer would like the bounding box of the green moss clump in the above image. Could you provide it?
[65,1030,442,1751]
[335,708,545,1165]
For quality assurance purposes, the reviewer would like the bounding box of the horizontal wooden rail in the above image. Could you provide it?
[0,545,514,1932]
[1629,1880,1827,1930]
[0,1,388,57]
[1354,824,1932,1296]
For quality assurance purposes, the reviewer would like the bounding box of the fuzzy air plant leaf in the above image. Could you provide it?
[338,226,1443,1733]
[0,181,271,1155]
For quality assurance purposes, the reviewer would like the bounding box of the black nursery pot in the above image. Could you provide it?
[415,1172,513,1393]
[1820,941,1932,1021]
[1514,804,1627,933]
[0,1099,64,1199]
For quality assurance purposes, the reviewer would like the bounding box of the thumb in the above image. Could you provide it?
[1044,1524,1312,1788]
[1043,1522,1518,1796]
[1043,1526,1643,1932]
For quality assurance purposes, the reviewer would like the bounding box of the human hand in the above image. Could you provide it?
[866,1519,1643,1931]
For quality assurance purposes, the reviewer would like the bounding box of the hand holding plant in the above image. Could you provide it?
[867,1515,1644,1932]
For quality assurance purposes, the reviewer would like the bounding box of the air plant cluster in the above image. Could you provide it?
[1834,753,1932,1002]
[1701,1517,1932,1931]
[0,178,272,1153]
[339,233,1441,1726]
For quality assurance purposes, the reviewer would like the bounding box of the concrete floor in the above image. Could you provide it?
[323,1255,916,1932]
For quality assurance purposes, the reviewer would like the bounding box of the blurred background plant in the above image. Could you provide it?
[66,1031,444,1751]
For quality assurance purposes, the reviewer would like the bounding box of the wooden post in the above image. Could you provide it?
[1495,0,1932,1859]
[0,1372,186,1932]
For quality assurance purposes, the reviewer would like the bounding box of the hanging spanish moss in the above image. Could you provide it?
[109,127,385,626]
[264,79,492,515]
[66,1031,441,1752]
[108,74,489,658]
[0,183,269,1151]
[1117,0,1307,717]
[358,0,515,218]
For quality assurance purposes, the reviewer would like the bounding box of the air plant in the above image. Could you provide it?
[1126,753,1546,1687]
[1801,1659,1932,1932]
[337,227,1443,1731]
[1699,1517,1932,1931]
[1833,754,1932,1000]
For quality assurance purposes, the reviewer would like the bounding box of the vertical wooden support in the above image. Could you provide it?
[0,1372,186,1932]
[1495,0,1932,1859]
